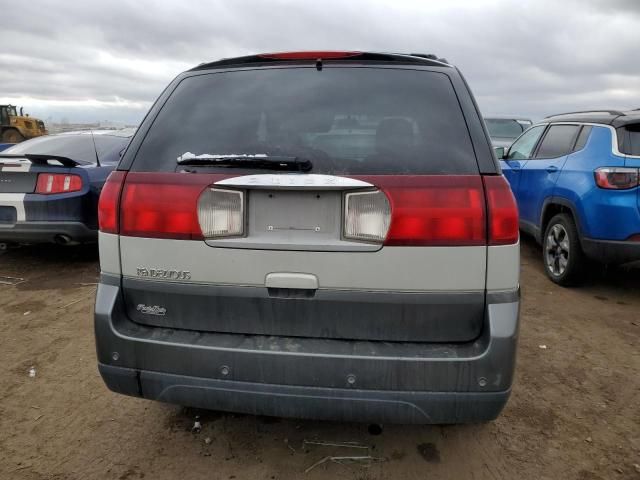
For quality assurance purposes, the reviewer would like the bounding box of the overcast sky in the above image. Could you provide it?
[1,0,638,124]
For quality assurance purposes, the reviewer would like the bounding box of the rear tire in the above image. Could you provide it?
[542,213,585,286]
[2,128,24,143]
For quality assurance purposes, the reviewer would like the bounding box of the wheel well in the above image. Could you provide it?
[1,127,23,138]
[541,203,572,236]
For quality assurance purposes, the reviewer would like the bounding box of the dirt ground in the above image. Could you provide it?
[0,237,639,480]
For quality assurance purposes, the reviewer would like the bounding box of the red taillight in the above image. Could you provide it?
[594,167,639,189]
[357,175,519,247]
[98,171,126,234]
[35,173,83,194]
[483,175,519,245]
[362,176,486,246]
[259,51,361,60]
[119,173,224,240]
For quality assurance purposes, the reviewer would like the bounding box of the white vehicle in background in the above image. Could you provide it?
[485,116,533,149]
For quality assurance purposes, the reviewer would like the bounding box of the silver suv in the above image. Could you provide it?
[95,51,521,424]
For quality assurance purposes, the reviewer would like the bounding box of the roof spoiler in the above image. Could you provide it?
[191,51,452,71]
[0,154,85,167]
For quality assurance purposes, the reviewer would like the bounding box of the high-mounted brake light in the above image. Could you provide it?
[35,173,82,194]
[594,167,639,190]
[259,51,361,60]
[98,171,126,234]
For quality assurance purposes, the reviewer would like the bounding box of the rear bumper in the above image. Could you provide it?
[99,364,510,424]
[582,237,640,264]
[0,221,97,244]
[95,276,520,424]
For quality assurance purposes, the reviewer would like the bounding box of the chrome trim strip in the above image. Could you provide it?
[215,174,373,190]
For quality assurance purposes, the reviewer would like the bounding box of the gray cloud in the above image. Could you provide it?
[1,0,638,124]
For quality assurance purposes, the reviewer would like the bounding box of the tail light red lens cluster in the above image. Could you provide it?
[35,173,83,194]
[369,175,518,246]
[594,167,639,190]
[372,176,487,246]
[482,175,520,245]
[98,172,221,238]
[119,173,222,240]
[98,171,126,233]
[99,172,519,247]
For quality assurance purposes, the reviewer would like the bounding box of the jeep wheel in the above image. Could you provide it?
[2,128,24,143]
[543,213,585,286]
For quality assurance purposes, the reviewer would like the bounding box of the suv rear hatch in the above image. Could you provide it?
[617,123,640,214]
[105,56,516,343]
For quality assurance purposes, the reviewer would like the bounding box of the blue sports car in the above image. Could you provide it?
[0,129,134,246]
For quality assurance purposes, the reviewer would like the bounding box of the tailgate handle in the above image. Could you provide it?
[265,272,318,290]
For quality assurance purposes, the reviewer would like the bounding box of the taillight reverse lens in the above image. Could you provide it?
[198,188,245,238]
[594,167,639,189]
[483,175,519,245]
[36,173,82,194]
[98,171,126,234]
[344,190,391,243]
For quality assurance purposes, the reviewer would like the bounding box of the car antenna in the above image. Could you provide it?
[90,131,101,166]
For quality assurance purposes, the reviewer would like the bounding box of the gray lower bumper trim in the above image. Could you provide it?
[0,221,96,243]
[99,363,510,424]
[95,281,520,423]
[121,277,487,342]
[582,237,640,265]
[96,283,519,387]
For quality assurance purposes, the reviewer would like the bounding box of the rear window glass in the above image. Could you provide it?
[4,135,97,162]
[132,68,478,174]
[94,136,130,163]
[485,119,526,140]
[573,126,592,152]
[535,125,580,159]
[620,124,640,156]
[506,125,545,160]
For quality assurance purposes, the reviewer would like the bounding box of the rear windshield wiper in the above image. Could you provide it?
[176,153,312,172]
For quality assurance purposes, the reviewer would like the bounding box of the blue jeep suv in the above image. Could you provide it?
[497,110,640,285]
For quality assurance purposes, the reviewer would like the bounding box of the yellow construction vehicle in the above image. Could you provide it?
[0,104,47,143]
